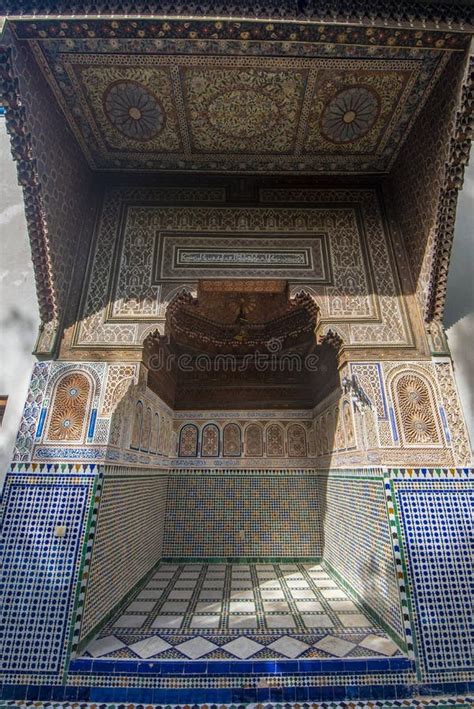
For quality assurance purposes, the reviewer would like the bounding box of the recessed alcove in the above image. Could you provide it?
[75,467,408,670]
[144,280,340,410]
[73,288,408,670]
[1,7,471,704]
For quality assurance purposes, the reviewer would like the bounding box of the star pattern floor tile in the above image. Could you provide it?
[81,561,404,661]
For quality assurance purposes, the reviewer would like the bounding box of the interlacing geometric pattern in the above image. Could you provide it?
[394,374,440,446]
[223,423,241,457]
[288,424,307,457]
[178,424,199,457]
[100,364,137,416]
[245,424,264,457]
[266,424,285,457]
[435,362,472,466]
[201,424,219,457]
[46,373,91,442]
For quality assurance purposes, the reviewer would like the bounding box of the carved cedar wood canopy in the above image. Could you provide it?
[0,6,472,332]
[143,281,340,409]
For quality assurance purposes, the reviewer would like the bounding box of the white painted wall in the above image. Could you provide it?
[0,118,40,484]
[444,161,474,448]
[0,118,472,487]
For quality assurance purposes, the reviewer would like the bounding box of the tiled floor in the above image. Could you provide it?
[82,562,403,661]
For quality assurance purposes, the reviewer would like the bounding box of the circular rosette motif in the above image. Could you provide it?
[48,407,86,441]
[396,373,439,445]
[398,374,431,413]
[404,411,438,445]
[321,87,379,144]
[47,373,91,442]
[207,89,280,139]
[104,80,165,141]
[53,373,90,413]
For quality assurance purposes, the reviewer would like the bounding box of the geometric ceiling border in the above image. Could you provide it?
[3,1,474,32]
[24,35,458,174]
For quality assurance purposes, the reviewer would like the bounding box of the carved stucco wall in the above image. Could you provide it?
[74,186,413,349]
[1,140,473,483]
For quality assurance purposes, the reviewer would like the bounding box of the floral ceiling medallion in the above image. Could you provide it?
[104,80,165,141]
[321,86,379,144]
[207,88,280,139]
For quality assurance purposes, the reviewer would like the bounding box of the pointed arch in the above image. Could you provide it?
[342,399,356,448]
[314,418,321,456]
[140,406,152,451]
[334,405,345,451]
[130,400,143,450]
[149,412,160,454]
[320,413,330,454]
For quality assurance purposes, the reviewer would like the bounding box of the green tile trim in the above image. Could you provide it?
[75,557,163,655]
[323,559,407,653]
[105,474,169,480]
[64,475,99,680]
[161,556,323,564]
[388,479,422,679]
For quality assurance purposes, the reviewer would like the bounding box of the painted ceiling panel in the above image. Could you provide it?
[21,22,462,173]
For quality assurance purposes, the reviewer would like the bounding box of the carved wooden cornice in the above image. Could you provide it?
[2,1,473,31]
[164,288,319,354]
[0,45,57,327]
[427,56,473,323]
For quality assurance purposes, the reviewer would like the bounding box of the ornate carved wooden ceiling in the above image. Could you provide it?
[164,281,319,355]
[143,281,339,409]
[12,18,466,173]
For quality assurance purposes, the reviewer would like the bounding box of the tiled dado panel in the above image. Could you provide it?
[389,469,473,679]
[0,465,97,676]
[319,472,404,645]
[79,469,168,643]
[163,472,322,558]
